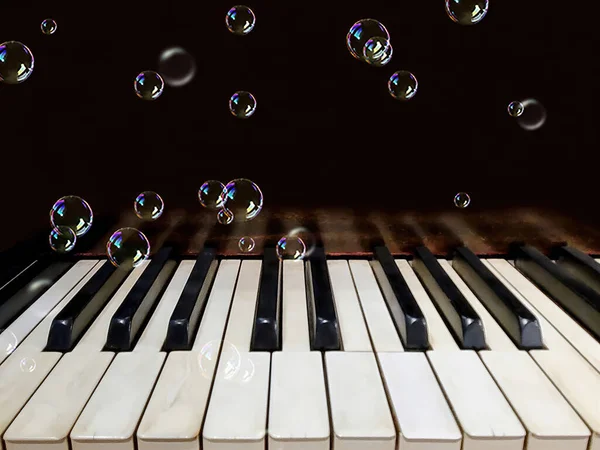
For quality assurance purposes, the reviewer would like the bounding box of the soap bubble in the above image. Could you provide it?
[507,101,524,117]
[217,208,234,225]
[238,236,255,252]
[445,0,489,25]
[0,41,34,84]
[346,19,390,62]
[106,228,150,269]
[50,195,93,236]
[226,5,256,35]
[199,180,226,210]
[388,71,418,101]
[158,46,196,87]
[454,192,471,208]
[134,191,164,220]
[276,235,307,260]
[40,19,57,35]
[134,70,164,100]
[362,37,393,67]
[218,178,263,221]
[516,99,547,131]
[229,91,257,119]
[49,226,77,253]
[288,227,317,257]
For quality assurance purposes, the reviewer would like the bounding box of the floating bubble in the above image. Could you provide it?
[362,36,393,67]
[226,5,256,35]
[288,227,317,257]
[454,192,471,208]
[238,236,255,252]
[388,71,418,101]
[198,180,226,210]
[158,47,196,87]
[134,191,164,221]
[346,19,390,62]
[49,226,77,253]
[218,178,263,221]
[50,195,93,236]
[445,0,489,25]
[276,235,307,260]
[198,340,241,379]
[229,91,257,119]
[1,331,18,357]
[516,99,547,131]
[0,41,34,84]
[507,101,524,118]
[40,19,57,35]
[106,227,150,269]
[20,357,36,373]
[134,70,164,100]
[217,208,234,225]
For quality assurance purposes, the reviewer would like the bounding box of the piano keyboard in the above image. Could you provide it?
[0,245,599,450]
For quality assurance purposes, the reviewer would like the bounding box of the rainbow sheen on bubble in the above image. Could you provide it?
[198,180,226,209]
[346,19,390,62]
[0,41,34,84]
[454,192,471,208]
[106,227,150,269]
[41,19,57,35]
[158,47,196,87]
[50,195,93,236]
[445,0,489,25]
[218,178,263,221]
[134,70,164,100]
[388,71,418,101]
[238,236,255,252]
[276,235,306,260]
[49,226,76,253]
[226,5,256,35]
[362,37,393,67]
[134,191,164,220]
[507,101,524,117]
[229,91,257,119]
[217,208,234,225]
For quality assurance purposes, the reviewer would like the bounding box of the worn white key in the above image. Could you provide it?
[282,261,310,352]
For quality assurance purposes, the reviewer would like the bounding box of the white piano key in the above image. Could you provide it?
[349,260,403,352]
[327,260,371,351]
[282,260,310,352]
[325,351,395,450]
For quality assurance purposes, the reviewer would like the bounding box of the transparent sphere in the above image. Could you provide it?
[218,178,263,221]
[158,46,196,87]
[507,101,524,118]
[217,208,234,225]
[134,70,164,100]
[0,41,34,84]
[445,0,489,25]
[20,357,36,373]
[226,5,256,35]
[1,331,18,357]
[229,91,257,119]
[454,192,471,209]
[134,191,164,220]
[517,99,547,131]
[346,19,390,62]
[388,71,418,101]
[288,227,317,257]
[276,236,307,260]
[50,195,93,236]
[362,37,393,67]
[199,180,226,209]
[49,226,77,253]
[106,227,150,269]
[238,236,256,252]
[40,19,58,35]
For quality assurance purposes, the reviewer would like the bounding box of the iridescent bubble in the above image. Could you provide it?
[50,195,93,236]
[388,71,418,101]
[158,47,196,87]
[229,91,257,119]
[134,70,164,100]
[288,227,317,257]
[134,191,164,220]
[276,235,307,260]
[238,236,255,252]
[218,178,263,221]
[454,192,471,208]
[49,226,77,253]
[517,99,547,131]
[507,101,524,118]
[40,19,57,35]
[362,36,393,67]
[226,5,256,35]
[217,208,234,225]
[346,19,390,62]
[106,227,150,269]
[199,180,226,209]
[445,0,489,25]
[0,41,34,84]
[20,357,36,373]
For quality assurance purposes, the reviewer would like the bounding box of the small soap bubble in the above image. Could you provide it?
[50,195,93,236]
[20,357,36,373]
[218,178,263,221]
[346,19,390,62]
[238,236,255,252]
[0,41,34,84]
[362,37,393,67]
[1,331,18,357]
[226,5,256,35]
[134,70,164,100]
[49,226,76,253]
[40,19,57,35]
[229,91,257,119]
[517,99,547,131]
[217,208,234,225]
[388,71,418,101]
[507,101,524,118]
[134,191,164,221]
[288,227,317,257]
[197,340,241,379]
[276,235,307,260]
[445,0,489,25]
[454,192,471,208]
[158,46,196,87]
[199,180,226,209]
[107,227,150,269]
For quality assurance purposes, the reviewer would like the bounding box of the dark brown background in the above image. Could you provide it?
[1,1,598,256]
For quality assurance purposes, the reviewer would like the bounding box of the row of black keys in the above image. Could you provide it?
[1,243,599,352]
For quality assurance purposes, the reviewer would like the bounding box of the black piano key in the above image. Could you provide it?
[452,246,544,349]
[0,261,73,333]
[553,246,600,295]
[0,231,49,290]
[412,246,486,350]
[163,249,218,351]
[372,246,429,350]
[514,245,600,341]
[45,262,130,351]
[104,246,177,351]
[251,247,281,351]
[305,247,340,351]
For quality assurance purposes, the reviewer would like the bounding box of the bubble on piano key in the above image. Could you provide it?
[49,226,77,253]
[0,41,34,84]
[198,180,226,210]
[276,235,306,260]
[237,355,255,383]
[288,226,316,257]
[134,70,164,100]
[1,331,18,357]
[507,101,524,118]
[50,195,94,236]
[134,191,164,221]
[388,71,418,101]
[362,36,393,67]
[40,18,57,35]
[218,178,263,221]
[20,357,36,373]
[217,208,234,225]
[226,5,256,35]
[198,340,241,379]
[445,0,489,25]
[158,46,196,88]
[516,98,547,131]
[346,19,390,62]
[238,236,255,252]
[229,91,257,119]
[106,227,150,269]
[454,192,471,208]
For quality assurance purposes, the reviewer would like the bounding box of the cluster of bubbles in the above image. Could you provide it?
[198,178,264,224]
[507,99,547,131]
[49,195,94,253]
